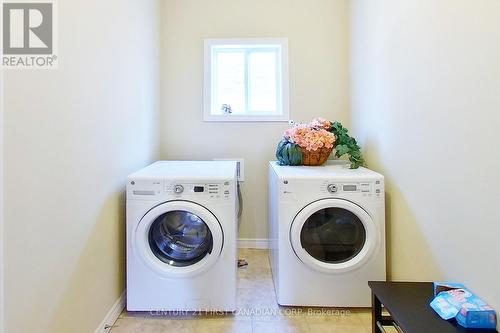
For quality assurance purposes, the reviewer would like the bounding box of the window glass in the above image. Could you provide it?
[214,51,246,114]
[248,51,278,112]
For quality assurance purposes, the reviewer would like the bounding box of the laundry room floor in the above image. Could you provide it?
[110,249,384,333]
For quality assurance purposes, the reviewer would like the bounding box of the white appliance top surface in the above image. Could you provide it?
[270,160,383,179]
[129,161,237,180]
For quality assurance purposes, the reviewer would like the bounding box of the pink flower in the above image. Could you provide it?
[283,121,335,152]
[310,117,332,130]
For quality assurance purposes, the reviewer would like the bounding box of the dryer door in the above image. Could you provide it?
[134,200,224,277]
[290,198,379,273]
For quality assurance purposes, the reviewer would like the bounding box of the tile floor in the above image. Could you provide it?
[110,249,378,333]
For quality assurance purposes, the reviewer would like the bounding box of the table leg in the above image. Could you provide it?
[372,291,382,333]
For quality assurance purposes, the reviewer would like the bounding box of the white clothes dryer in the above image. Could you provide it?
[268,160,386,307]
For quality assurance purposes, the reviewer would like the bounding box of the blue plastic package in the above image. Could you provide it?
[430,282,497,329]
[433,282,466,296]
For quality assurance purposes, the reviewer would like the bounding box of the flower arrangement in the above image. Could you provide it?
[283,123,336,152]
[276,118,365,169]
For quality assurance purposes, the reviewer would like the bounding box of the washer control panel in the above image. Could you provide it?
[128,180,233,200]
[165,182,232,200]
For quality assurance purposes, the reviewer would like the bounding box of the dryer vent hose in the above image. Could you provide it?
[237,182,243,224]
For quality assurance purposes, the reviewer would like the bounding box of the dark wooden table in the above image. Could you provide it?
[368,281,498,333]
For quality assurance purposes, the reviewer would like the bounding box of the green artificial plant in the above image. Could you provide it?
[329,121,365,169]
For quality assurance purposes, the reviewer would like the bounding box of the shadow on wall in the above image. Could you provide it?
[362,139,443,281]
[47,191,126,333]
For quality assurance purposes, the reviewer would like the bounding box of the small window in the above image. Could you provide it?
[203,38,289,122]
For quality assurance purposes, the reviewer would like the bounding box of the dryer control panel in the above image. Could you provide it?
[321,180,384,198]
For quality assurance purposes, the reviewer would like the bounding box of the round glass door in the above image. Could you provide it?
[134,201,224,277]
[149,210,213,267]
[290,199,378,273]
[300,208,366,264]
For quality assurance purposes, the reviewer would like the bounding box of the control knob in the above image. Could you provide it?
[327,184,338,193]
[174,184,184,194]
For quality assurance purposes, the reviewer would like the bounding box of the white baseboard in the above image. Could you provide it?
[238,238,270,249]
[94,290,126,333]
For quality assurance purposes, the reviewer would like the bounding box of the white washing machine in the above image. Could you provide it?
[269,160,386,307]
[126,161,238,311]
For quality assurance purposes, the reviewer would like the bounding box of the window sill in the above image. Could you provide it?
[203,114,290,122]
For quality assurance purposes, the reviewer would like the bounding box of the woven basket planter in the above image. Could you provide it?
[300,146,333,166]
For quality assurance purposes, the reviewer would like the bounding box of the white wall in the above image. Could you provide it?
[160,0,350,240]
[2,0,159,332]
[350,0,500,322]
[1,71,5,333]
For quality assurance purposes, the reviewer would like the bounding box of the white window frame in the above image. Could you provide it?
[203,38,289,122]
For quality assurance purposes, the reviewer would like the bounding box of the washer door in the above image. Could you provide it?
[290,199,379,273]
[134,201,224,277]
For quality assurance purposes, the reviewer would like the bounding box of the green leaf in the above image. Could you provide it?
[335,144,350,156]
[329,121,365,169]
